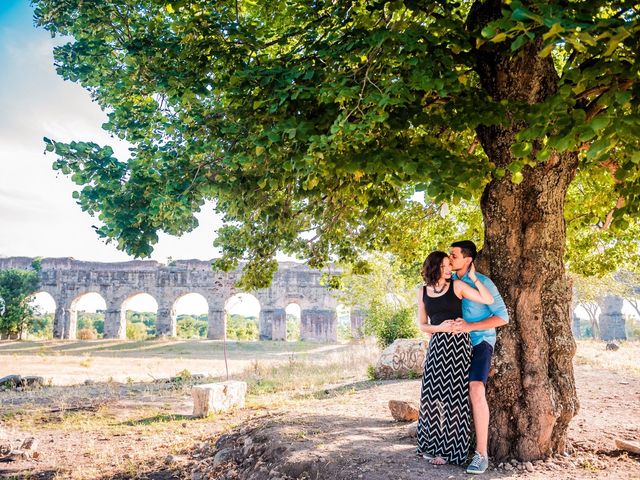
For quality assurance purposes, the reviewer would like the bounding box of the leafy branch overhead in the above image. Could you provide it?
[35,1,640,287]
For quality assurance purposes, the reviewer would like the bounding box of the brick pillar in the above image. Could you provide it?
[156,301,177,337]
[599,295,627,341]
[301,308,337,342]
[271,308,287,341]
[104,302,126,339]
[208,308,226,340]
[571,313,581,339]
[350,308,365,339]
[259,308,274,340]
[53,303,67,339]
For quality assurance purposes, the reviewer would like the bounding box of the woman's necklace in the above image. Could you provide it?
[432,281,447,294]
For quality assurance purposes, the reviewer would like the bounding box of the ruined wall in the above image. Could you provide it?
[0,257,345,342]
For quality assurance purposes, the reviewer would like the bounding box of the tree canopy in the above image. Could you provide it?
[34,0,640,287]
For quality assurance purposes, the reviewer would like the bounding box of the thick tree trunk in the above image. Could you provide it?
[468,0,579,461]
[480,150,579,461]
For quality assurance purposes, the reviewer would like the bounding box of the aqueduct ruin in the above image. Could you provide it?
[0,257,364,342]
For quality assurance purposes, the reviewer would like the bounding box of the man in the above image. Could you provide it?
[449,240,509,474]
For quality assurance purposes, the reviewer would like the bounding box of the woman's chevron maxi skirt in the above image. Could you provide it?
[417,332,472,464]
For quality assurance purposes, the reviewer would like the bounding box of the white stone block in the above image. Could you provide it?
[192,381,247,417]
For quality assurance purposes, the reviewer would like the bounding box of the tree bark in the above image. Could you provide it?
[468,0,580,461]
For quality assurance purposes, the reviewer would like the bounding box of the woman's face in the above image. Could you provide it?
[440,256,453,280]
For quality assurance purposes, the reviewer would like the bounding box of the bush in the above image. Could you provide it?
[364,304,419,348]
[126,321,149,340]
[286,316,301,341]
[77,328,97,340]
[227,315,259,340]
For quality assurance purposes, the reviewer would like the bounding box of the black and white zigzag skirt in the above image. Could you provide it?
[417,332,472,464]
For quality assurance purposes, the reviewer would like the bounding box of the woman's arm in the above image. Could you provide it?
[417,286,455,333]
[454,264,494,305]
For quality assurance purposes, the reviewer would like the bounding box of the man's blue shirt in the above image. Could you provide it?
[453,271,509,347]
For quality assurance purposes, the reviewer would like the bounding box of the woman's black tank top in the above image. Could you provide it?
[423,282,462,326]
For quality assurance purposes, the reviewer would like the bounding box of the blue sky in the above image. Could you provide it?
[0,0,222,265]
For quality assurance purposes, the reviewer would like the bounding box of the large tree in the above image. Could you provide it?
[33,0,640,460]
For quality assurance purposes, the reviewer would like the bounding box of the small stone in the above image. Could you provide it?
[525,461,534,472]
[23,376,45,388]
[498,462,504,469]
[165,454,176,464]
[605,342,619,351]
[510,458,519,466]
[504,463,514,471]
[213,448,235,468]
[192,381,247,417]
[388,400,419,422]
[20,438,38,451]
[0,375,22,388]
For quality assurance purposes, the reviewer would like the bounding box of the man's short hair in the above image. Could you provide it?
[451,240,477,261]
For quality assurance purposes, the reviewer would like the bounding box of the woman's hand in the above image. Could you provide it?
[468,262,478,283]
[438,319,456,333]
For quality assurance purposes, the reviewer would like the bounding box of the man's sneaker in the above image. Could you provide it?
[466,451,489,474]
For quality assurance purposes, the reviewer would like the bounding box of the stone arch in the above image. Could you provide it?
[225,293,261,341]
[119,292,158,340]
[29,290,57,339]
[173,292,209,338]
[31,290,57,314]
[284,302,302,341]
[65,290,108,340]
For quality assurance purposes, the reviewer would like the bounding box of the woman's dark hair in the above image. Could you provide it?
[421,251,448,286]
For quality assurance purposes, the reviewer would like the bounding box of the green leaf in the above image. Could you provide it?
[491,32,508,43]
[510,35,528,52]
[538,43,555,58]
[542,23,564,41]
[481,26,495,38]
[589,116,609,131]
[511,142,532,158]
[511,171,524,184]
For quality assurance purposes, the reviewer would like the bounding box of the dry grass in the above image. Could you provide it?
[574,339,640,375]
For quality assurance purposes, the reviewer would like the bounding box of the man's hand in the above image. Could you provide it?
[438,319,456,333]
[452,317,472,333]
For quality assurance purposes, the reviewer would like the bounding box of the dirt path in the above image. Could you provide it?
[197,364,640,480]
[1,361,639,479]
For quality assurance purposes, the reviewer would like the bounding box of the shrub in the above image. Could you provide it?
[77,328,97,340]
[364,304,419,348]
[126,321,148,340]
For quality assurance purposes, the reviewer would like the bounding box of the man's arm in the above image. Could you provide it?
[454,276,509,333]
[455,315,507,332]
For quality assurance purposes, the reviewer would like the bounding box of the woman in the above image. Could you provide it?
[416,251,493,465]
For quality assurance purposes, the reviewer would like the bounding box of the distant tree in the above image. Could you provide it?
[286,313,301,341]
[30,312,54,339]
[126,321,149,340]
[615,270,640,318]
[226,314,259,340]
[0,269,40,339]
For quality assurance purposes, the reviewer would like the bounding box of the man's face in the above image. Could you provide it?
[449,247,470,271]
